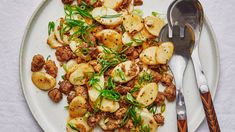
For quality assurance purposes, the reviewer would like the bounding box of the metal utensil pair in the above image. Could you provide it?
[160,0,220,131]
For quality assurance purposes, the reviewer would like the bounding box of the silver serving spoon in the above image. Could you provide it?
[167,0,220,131]
[159,24,195,132]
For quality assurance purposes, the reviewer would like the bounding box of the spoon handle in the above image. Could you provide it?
[177,119,188,132]
[200,91,220,132]
[176,90,188,132]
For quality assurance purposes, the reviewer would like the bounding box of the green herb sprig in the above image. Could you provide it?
[48,21,55,35]
[100,90,121,101]
[125,93,143,107]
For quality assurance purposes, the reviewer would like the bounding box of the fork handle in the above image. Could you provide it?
[177,119,188,132]
[200,91,220,132]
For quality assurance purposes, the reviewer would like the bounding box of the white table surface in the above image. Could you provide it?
[0,0,235,131]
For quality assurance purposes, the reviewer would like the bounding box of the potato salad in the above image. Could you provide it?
[30,0,176,131]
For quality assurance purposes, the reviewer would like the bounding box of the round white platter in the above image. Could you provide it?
[20,0,220,131]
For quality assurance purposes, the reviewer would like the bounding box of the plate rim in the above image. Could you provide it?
[19,0,220,131]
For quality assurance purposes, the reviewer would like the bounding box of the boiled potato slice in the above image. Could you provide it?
[88,75,105,102]
[95,29,123,52]
[156,42,174,64]
[122,32,140,47]
[66,117,91,132]
[47,33,63,49]
[99,98,120,113]
[32,72,56,91]
[140,46,158,65]
[138,108,158,132]
[54,18,64,44]
[98,118,108,130]
[92,7,122,26]
[111,60,140,83]
[124,27,155,47]
[123,13,144,34]
[69,63,94,85]
[65,59,78,71]
[69,96,87,118]
[65,63,79,79]
[136,83,158,107]
[144,16,165,37]
[103,0,123,10]
[69,40,83,56]
[135,27,156,40]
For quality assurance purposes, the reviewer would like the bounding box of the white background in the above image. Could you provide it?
[0,0,235,131]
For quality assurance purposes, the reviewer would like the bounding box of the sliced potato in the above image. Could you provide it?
[47,33,63,49]
[66,59,78,70]
[54,18,64,44]
[66,63,79,79]
[156,42,174,64]
[69,63,94,85]
[62,35,70,45]
[123,13,144,34]
[139,46,158,65]
[98,118,108,130]
[66,117,91,132]
[111,60,140,83]
[32,72,56,91]
[69,96,87,118]
[136,83,158,107]
[122,32,140,47]
[88,75,105,102]
[92,7,122,26]
[136,27,156,40]
[99,98,120,113]
[138,108,158,132]
[103,0,123,10]
[95,29,123,52]
[127,2,134,12]
[69,40,82,56]
[144,16,165,37]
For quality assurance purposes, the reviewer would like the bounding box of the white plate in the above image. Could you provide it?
[20,0,220,132]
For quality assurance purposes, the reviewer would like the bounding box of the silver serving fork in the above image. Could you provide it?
[159,24,195,132]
